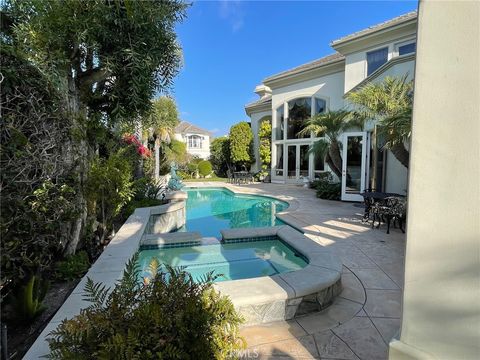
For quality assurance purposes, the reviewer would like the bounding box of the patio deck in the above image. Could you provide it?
[187,182,405,360]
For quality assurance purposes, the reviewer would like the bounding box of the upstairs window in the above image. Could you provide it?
[367,47,388,76]
[287,97,311,139]
[188,135,202,149]
[398,42,416,56]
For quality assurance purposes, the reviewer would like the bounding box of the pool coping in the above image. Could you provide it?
[24,185,334,358]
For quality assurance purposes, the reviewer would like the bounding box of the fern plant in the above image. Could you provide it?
[47,255,245,359]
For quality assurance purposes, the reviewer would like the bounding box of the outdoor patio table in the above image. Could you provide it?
[233,171,252,185]
[360,191,404,220]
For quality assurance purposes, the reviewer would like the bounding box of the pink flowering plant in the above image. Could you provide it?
[122,133,152,158]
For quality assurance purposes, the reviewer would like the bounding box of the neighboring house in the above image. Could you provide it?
[245,11,416,201]
[174,121,212,159]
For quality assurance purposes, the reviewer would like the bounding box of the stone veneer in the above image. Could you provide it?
[216,226,343,325]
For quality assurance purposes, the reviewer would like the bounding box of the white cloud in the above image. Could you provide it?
[218,0,245,32]
[209,128,220,134]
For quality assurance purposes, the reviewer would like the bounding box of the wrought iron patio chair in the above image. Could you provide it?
[371,196,407,234]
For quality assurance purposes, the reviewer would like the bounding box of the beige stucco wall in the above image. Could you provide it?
[389,1,480,359]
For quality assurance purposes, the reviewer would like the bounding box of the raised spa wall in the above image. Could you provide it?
[216,226,343,325]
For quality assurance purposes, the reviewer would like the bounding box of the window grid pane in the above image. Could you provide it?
[367,47,388,75]
[399,42,416,56]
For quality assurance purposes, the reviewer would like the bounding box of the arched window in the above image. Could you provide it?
[287,97,311,139]
[188,135,203,149]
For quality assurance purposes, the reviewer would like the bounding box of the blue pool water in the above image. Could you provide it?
[181,187,288,238]
[138,238,307,283]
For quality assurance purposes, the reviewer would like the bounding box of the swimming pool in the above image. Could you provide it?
[181,187,288,238]
[138,237,307,283]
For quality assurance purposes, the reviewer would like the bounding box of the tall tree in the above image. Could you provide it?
[4,0,188,253]
[299,110,354,179]
[347,75,413,168]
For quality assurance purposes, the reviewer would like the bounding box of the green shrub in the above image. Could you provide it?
[210,137,231,177]
[311,172,341,200]
[11,275,49,322]
[86,147,136,226]
[177,170,192,180]
[229,122,253,167]
[122,198,165,217]
[48,256,245,359]
[258,120,272,172]
[54,251,90,281]
[198,160,213,177]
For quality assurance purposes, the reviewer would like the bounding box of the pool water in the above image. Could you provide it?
[182,187,288,238]
[138,238,307,283]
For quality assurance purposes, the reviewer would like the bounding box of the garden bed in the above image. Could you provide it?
[5,279,79,359]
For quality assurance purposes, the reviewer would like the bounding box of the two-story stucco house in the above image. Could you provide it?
[174,121,212,159]
[245,11,417,201]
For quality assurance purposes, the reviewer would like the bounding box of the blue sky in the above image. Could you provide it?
[170,0,418,136]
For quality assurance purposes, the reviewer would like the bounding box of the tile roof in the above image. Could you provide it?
[245,94,272,109]
[331,11,417,46]
[174,121,211,136]
[263,53,345,83]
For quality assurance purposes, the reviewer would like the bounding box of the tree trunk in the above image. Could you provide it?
[328,141,343,179]
[154,140,160,180]
[63,74,89,255]
[390,143,410,168]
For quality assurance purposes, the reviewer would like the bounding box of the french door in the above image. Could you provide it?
[341,132,369,201]
[286,144,310,183]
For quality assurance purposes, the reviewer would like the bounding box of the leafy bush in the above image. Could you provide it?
[198,160,213,177]
[11,275,49,322]
[311,173,341,200]
[86,146,137,227]
[1,45,78,290]
[210,137,231,177]
[229,122,253,168]
[47,256,245,359]
[122,198,165,218]
[258,120,272,172]
[55,251,90,281]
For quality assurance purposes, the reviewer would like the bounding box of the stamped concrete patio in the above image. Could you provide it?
[190,182,405,360]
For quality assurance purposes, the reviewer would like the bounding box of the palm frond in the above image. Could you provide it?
[308,139,329,160]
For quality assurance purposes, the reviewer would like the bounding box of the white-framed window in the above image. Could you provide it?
[188,135,203,149]
[395,40,416,56]
[366,47,388,76]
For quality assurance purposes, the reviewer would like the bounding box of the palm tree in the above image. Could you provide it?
[298,110,354,179]
[347,75,413,168]
[142,97,179,178]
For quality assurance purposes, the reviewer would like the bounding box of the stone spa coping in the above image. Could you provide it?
[215,226,342,324]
